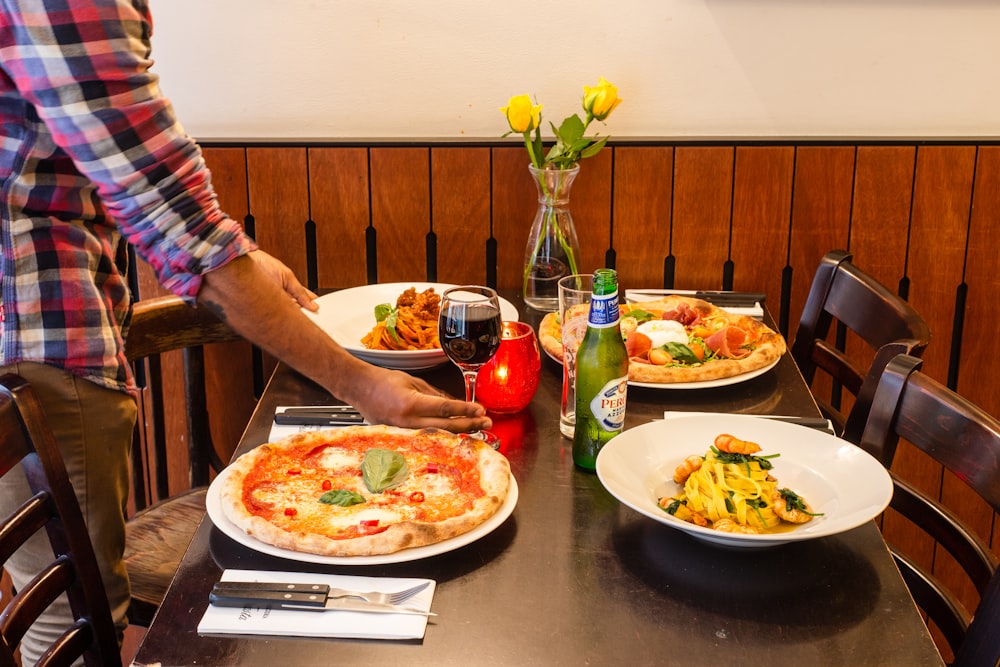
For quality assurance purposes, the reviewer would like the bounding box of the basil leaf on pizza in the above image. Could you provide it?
[319,489,366,507]
[626,308,657,324]
[219,426,511,557]
[663,341,701,365]
[362,448,409,493]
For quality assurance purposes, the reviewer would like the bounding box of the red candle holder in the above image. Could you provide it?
[476,321,541,414]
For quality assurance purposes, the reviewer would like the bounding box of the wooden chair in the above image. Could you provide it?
[790,249,931,443]
[0,374,122,667]
[123,295,246,625]
[859,354,1000,666]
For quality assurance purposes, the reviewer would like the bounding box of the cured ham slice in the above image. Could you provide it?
[625,331,652,360]
[705,326,751,359]
[662,302,702,327]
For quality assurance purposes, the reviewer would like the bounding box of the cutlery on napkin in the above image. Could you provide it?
[209,580,435,616]
[197,569,437,640]
[624,289,765,318]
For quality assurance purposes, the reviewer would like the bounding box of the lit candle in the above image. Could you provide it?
[476,321,540,414]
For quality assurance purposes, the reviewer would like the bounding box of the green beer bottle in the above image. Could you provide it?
[572,268,629,469]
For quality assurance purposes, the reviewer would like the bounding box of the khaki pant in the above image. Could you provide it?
[0,362,135,665]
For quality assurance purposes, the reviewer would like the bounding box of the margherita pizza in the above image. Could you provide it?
[539,296,786,384]
[220,425,511,557]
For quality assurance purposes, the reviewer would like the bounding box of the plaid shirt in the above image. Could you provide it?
[0,0,256,392]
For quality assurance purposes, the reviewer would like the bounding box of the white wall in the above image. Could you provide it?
[151,0,1000,141]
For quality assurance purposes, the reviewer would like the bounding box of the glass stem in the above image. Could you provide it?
[463,370,479,404]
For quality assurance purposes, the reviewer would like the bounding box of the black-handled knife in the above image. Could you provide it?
[273,414,366,426]
[209,582,434,615]
[626,289,766,308]
[274,406,365,426]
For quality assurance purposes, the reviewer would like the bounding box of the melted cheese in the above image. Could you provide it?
[636,319,688,348]
[242,432,482,539]
[318,448,363,470]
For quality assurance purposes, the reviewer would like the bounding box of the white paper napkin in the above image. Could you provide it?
[270,405,369,441]
[663,411,835,434]
[197,569,436,640]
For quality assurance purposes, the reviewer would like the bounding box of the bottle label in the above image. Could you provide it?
[589,376,628,431]
[588,292,620,328]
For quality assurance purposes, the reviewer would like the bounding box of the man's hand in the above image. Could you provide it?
[347,367,493,434]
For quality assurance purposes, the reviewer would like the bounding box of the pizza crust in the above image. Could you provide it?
[220,426,511,557]
[539,296,786,384]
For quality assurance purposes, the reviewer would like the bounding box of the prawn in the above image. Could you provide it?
[771,488,817,524]
[713,518,760,534]
[658,496,709,527]
[714,433,762,455]
[673,455,703,484]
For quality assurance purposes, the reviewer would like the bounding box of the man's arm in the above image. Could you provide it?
[197,251,492,433]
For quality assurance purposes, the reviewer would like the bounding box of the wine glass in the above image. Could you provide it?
[438,285,503,448]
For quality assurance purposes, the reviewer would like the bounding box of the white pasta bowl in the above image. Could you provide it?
[595,414,892,548]
[303,282,519,371]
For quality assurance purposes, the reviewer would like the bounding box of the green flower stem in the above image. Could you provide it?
[523,131,541,169]
[522,169,580,296]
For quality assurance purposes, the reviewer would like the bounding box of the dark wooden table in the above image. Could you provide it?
[132,301,943,667]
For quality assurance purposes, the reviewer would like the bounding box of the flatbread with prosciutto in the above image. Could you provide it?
[538,296,785,384]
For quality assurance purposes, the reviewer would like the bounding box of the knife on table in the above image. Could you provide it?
[209,582,435,616]
[273,406,366,426]
[625,289,766,308]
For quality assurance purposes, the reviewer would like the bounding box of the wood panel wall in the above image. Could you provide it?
[135,140,999,645]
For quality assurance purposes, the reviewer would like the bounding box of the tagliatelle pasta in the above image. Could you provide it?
[658,434,821,535]
[679,449,780,531]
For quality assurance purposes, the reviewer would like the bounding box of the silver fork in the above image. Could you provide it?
[327,581,430,605]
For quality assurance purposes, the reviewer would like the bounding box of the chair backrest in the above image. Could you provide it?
[125,295,245,510]
[859,354,1000,666]
[790,249,931,443]
[0,374,122,667]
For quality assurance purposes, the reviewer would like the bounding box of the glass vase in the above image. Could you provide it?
[522,163,582,311]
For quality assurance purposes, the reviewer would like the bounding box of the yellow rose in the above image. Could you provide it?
[501,94,542,134]
[582,77,622,122]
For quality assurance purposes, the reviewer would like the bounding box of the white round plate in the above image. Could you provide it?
[628,357,780,389]
[595,415,892,548]
[303,283,519,371]
[206,466,518,565]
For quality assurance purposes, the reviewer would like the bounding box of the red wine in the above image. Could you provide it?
[439,304,501,367]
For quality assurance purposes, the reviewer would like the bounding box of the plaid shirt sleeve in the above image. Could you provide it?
[1,0,257,390]
[0,0,256,299]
